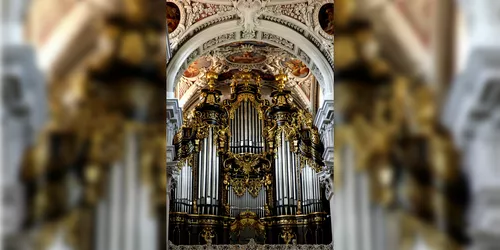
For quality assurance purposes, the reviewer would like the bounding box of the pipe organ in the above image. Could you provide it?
[171,71,331,245]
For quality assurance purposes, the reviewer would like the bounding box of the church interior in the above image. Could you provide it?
[2,0,500,250]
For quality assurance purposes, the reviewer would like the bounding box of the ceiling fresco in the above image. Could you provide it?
[183,57,212,78]
[166,2,181,33]
[226,52,267,64]
[175,40,317,110]
[282,59,310,78]
[319,3,334,35]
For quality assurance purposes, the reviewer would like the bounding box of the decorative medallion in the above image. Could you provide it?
[166,2,181,33]
[318,3,334,35]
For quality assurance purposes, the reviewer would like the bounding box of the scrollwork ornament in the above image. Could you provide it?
[281,226,295,245]
[201,226,215,245]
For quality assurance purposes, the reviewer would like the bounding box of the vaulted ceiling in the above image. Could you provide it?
[166,0,334,113]
[174,41,317,111]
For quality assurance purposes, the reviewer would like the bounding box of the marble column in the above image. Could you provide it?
[315,99,334,246]
[442,2,500,248]
[2,0,47,247]
[463,120,500,250]
[166,98,182,249]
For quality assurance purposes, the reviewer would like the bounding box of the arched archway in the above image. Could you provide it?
[166,19,334,102]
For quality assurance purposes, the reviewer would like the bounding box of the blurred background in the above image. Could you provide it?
[2,0,167,249]
[334,0,499,249]
[1,0,499,250]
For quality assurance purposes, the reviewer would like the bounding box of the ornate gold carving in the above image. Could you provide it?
[206,71,218,91]
[230,178,263,198]
[227,152,261,175]
[264,204,271,216]
[280,226,294,245]
[230,211,265,235]
[193,200,198,214]
[275,72,288,91]
[201,226,215,244]
[297,200,302,215]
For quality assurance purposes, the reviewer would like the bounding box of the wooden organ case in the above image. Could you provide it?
[171,71,331,245]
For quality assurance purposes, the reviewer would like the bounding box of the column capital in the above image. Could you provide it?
[167,98,182,130]
[314,99,334,130]
[315,99,334,164]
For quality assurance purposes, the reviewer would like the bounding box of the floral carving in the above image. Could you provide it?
[190,2,235,25]
[279,3,308,24]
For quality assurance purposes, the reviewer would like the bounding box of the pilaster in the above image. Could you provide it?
[442,2,500,248]
[166,97,182,249]
[314,99,334,245]
[314,100,334,198]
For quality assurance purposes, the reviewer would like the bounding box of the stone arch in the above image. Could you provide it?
[166,19,334,101]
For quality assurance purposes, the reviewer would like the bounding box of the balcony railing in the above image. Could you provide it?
[170,239,333,250]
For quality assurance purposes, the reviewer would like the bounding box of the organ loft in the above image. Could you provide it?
[170,71,332,245]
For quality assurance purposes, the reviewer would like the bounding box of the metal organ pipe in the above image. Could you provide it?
[250,103,254,154]
[254,105,257,154]
[291,151,296,214]
[239,104,243,153]
[281,133,286,215]
[214,129,218,214]
[283,133,289,215]
[244,101,247,151]
[234,109,238,153]
[231,113,234,150]
[182,168,186,211]
[296,155,302,213]
[290,143,293,214]
[315,172,321,211]
[304,166,307,202]
[197,148,202,213]
[277,137,282,215]
[312,168,316,212]
[303,165,309,214]
[283,136,288,215]
[214,154,217,215]
[203,136,209,214]
[308,166,312,212]
[240,103,243,152]
[189,166,192,209]
[247,101,250,152]
[207,128,212,214]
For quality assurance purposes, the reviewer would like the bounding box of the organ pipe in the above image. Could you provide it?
[172,71,328,245]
